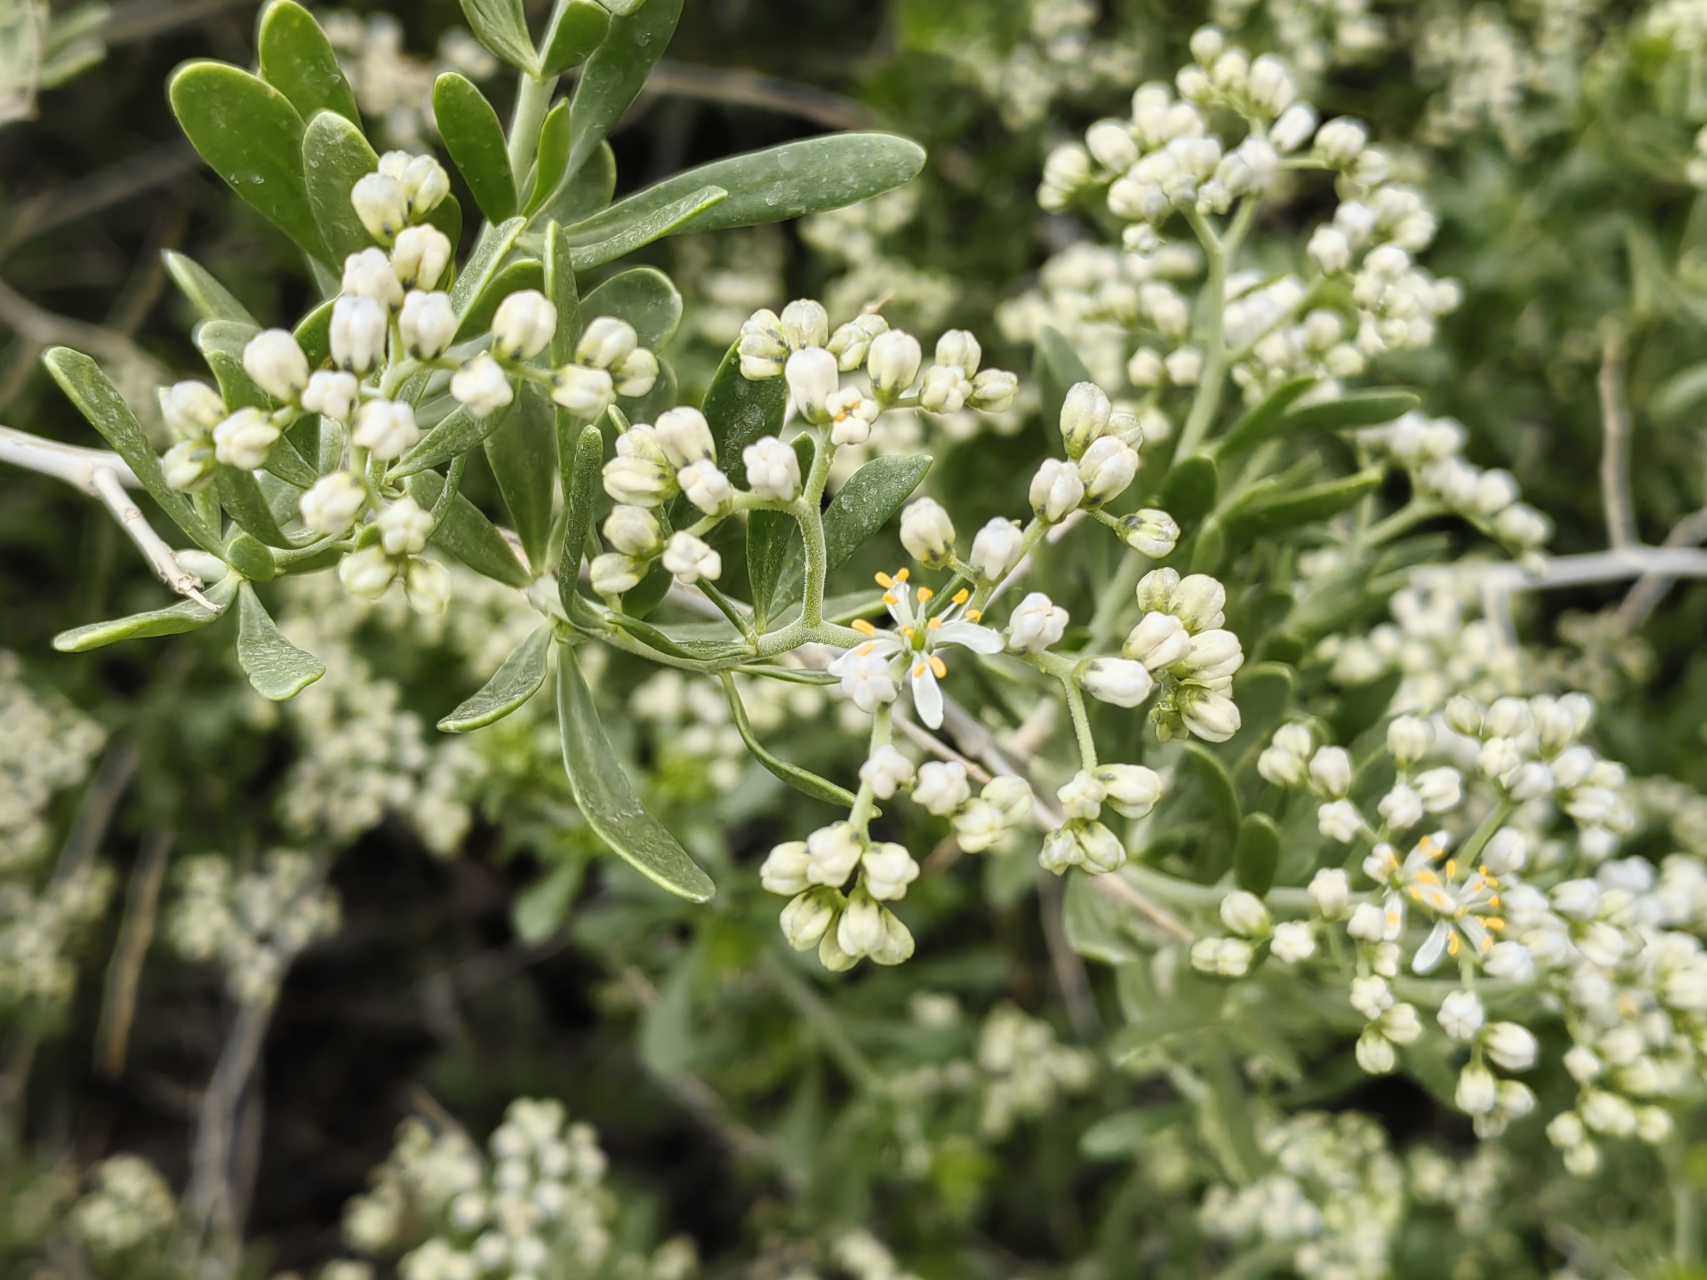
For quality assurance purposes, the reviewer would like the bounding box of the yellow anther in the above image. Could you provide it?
[1486,917,1505,931]
[953,588,970,604]
[1414,869,1440,886]
[900,625,915,640]
[1487,895,1500,909]
[929,654,947,678]
[965,608,982,621]
[1447,932,1461,956]
[855,641,874,657]
[912,663,926,678]
[895,568,910,582]
[883,593,898,606]
[852,618,877,636]
[916,587,934,602]
[876,572,895,588]
[1445,859,1458,879]
[927,616,942,630]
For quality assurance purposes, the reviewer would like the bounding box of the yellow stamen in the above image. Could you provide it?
[912,663,926,678]
[855,641,874,657]
[929,654,947,678]
[876,572,895,589]
[852,619,877,636]
[916,587,934,602]
[883,593,898,606]
[900,625,915,640]
[896,568,910,582]
[1487,895,1500,909]
[1485,917,1505,931]
[953,588,970,604]
[1414,869,1441,886]
[927,616,942,630]
[965,608,982,622]
[1444,859,1458,879]
[1447,932,1460,956]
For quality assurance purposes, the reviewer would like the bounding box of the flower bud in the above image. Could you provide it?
[1077,436,1138,506]
[1307,868,1349,917]
[330,295,387,374]
[1086,119,1139,171]
[447,354,513,419]
[899,498,955,567]
[1220,890,1271,938]
[160,381,225,439]
[1271,103,1317,152]
[934,329,981,374]
[399,290,456,360]
[1007,592,1068,653]
[827,313,888,370]
[404,556,451,615]
[661,531,721,584]
[1316,118,1369,167]
[391,225,451,291]
[1455,1064,1499,1116]
[1483,1022,1538,1072]
[677,459,734,515]
[786,346,840,425]
[1057,770,1106,821]
[1178,685,1241,742]
[1123,611,1191,669]
[393,152,449,217]
[300,471,367,534]
[953,799,1007,853]
[1080,658,1154,708]
[1170,574,1226,630]
[913,761,970,815]
[761,841,811,895]
[377,496,433,556]
[1307,226,1352,274]
[549,364,615,419]
[967,368,1018,412]
[602,451,675,507]
[969,518,1024,581]
[779,298,829,350]
[858,745,914,800]
[862,842,919,900]
[1181,628,1243,685]
[1444,694,1483,737]
[1059,381,1113,457]
[834,648,898,713]
[243,329,310,403]
[212,408,279,470]
[353,398,420,460]
[1029,458,1085,521]
[612,347,659,398]
[590,552,646,595]
[917,363,971,414]
[491,290,557,362]
[983,775,1034,823]
[1095,764,1163,818]
[339,545,397,600]
[603,505,663,557]
[296,370,357,422]
[576,316,638,369]
[1136,566,1179,613]
[161,440,217,491]
[1245,54,1295,116]
[742,436,802,501]
[1386,715,1432,766]
[867,329,922,400]
[1309,746,1353,797]
[737,309,787,379]
[780,888,839,949]
[342,247,403,312]
[351,171,408,244]
[1118,509,1179,557]
[651,406,715,469]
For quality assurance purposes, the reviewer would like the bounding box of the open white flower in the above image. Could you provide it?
[826,569,1002,729]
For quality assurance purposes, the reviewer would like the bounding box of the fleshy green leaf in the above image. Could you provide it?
[485,379,557,570]
[566,0,684,178]
[406,470,532,587]
[257,1,361,126]
[261,434,320,490]
[294,295,334,368]
[823,454,932,570]
[440,621,554,731]
[544,221,579,366]
[214,467,294,549]
[223,531,278,581]
[1278,389,1419,436]
[236,582,325,699]
[1158,453,1218,527]
[194,318,265,411]
[621,356,677,423]
[564,185,727,270]
[522,99,571,217]
[1064,870,1144,965]
[42,347,221,554]
[621,561,673,619]
[512,851,586,942]
[533,141,615,229]
[1233,813,1280,896]
[701,339,785,484]
[162,251,257,325]
[567,133,927,247]
[580,267,682,350]
[422,193,464,269]
[302,108,380,266]
[1035,325,1094,437]
[448,216,526,317]
[1214,375,1316,456]
[457,0,538,72]
[557,421,604,608]
[539,0,610,75]
[747,510,800,627]
[454,257,544,344]
[169,61,329,267]
[392,402,510,479]
[433,72,517,223]
[1180,741,1240,866]
[557,642,716,902]
[52,576,238,653]
[723,674,855,808]
[1223,470,1383,538]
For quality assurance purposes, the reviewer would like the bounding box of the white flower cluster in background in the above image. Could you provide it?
[800,186,957,337]
[0,860,112,1010]
[674,227,787,349]
[630,668,826,796]
[0,650,106,870]
[974,1001,1098,1137]
[832,1228,925,1280]
[1210,0,1387,81]
[167,849,340,1006]
[340,1098,694,1280]
[69,1154,176,1261]
[318,11,498,147]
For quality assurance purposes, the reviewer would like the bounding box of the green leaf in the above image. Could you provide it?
[621,561,673,619]
[557,642,716,902]
[1228,662,1295,756]
[454,257,544,344]
[1035,325,1093,437]
[223,531,278,581]
[392,402,511,479]
[621,355,677,422]
[701,339,785,484]
[569,133,927,248]
[406,470,532,587]
[1652,360,1707,422]
[513,851,586,942]
[564,186,727,270]
[639,953,696,1077]
[539,0,610,75]
[1233,813,1280,896]
[42,347,221,554]
[1223,470,1383,539]
[1180,741,1240,867]
[1278,389,1419,436]
[458,0,537,71]
[257,1,361,126]
[1064,870,1143,965]
[557,421,605,607]
[747,509,801,626]
[260,434,320,490]
[485,379,557,570]
[194,318,265,410]
[214,466,294,549]
[440,621,554,731]
[169,61,329,267]
[566,0,683,178]
[52,576,238,653]
[723,676,856,807]
[533,141,616,229]
[433,73,517,223]
[1214,375,1316,456]
[544,221,579,366]
[294,295,334,369]
[1158,453,1218,526]
[302,108,380,265]
[422,193,464,267]
[522,99,571,217]
[162,251,257,325]
[579,267,681,350]
[448,216,526,317]
[235,582,325,699]
[824,454,932,570]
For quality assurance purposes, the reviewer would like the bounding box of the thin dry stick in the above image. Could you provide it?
[179,999,274,1273]
[1598,327,1639,551]
[95,830,175,1078]
[0,143,197,257]
[1617,507,1707,630]
[641,61,873,131]
[50,741,141,888]
[90,466,216,607]
[1037,873,1104,1041]
[0,424,138,490]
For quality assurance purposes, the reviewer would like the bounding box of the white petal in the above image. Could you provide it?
[1412,921,1451,974]
[937,621,1005,654]
[911,660,944,729]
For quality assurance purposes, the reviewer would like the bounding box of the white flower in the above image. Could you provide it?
[1178,686,1240,742]
[351,171,408,243]
[602,505,663,558]
[1057,771,1106,821]
[160,380,225,438]
[550,364,616,419]
[342,246,403,311]
[900,498,955,567]
[861,843,919,900]
[1483,1022,1538,1072]
[1059,381,1112,457]
[913,761,971,816]
[353,398,420,460]
[827,313,887,369]
[1007,592,1069,653]
[330,294,387,374]
[1124,611,1192,670]
[1095,764,1163,818]
[1551,879,1601,920]
[834,648,898,714]
[742,436,802,502]
[826,387,880,444]
[300,370,360,420]
[1414,767,1463,812]
[1438,990,1484,1040]
[968,368,1018,412]
[827,572,1002,729]
[867,329,922,400]
[969,518,1024,581]
[918,363,972,414]
[1220,890,1270,938]
[661,532,721,584]
[1309,746,1352,797]
[300,472,367,534]
[1357,1029,1396,1074]
[212,408,279,470]
[1484,940,1535,981]
[653,407,715,468]
[1307,868,1349,918]
[490,290,556,362]
[1350,975,1394,1020]
[576,316,638,369]
[1271,921,1316,962]
[404,556,451,615]
[1119,509,1180,557]
[161,440,216,491]
[590,552,645,595]
[677,460,734,515]
[1377,784,1424,831]
[1387,715,1433,765]
[1080,658,1154,708]
[451,354,515,419]
[339,545,396,600]
[786,346,840,424]
[859,746,914,799]
[805,822,863,887]
[1317,800,1365,842]
[1029,458,1085,521]
[391,224,451,290]
[377,497,434,556]
[1455,1064,1499,1116]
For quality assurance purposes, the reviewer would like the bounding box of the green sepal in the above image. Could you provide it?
[236,581,325,699]
[439,621,554,731]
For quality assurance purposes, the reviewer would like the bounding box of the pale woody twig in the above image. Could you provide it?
[1617,507,1707,631]
[1598,327,1639,551]
[96,830,175,1078]
[90,466,216,608]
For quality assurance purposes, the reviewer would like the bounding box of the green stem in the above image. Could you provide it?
[506,71,558,192]
[1176,197,1258,459]
[798,433,834,629]
[846,702,892,835]
[1062,675,1098,771]
[1363,500,1444,547]
[1086,553,1146,652]
[429,454,468,534]
[700,580,754,641]
[1457,800,1516,869]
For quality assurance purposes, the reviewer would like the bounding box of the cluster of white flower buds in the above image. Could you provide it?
[629,669,826,796]
[593,407,728,594]
[1041,763,1165,875]
[1124,568,1244,742]
[70,1155,176,1259]
[167,850,340,1006]
[974,1002,1099,1137]
[0,651,106,871]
